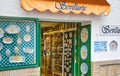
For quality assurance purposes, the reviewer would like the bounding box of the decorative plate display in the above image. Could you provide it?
[0,43,3,51]
[5,25,20,34]
[3,37,13,44]
[0,18,38,71]
[81,28,88,43]
[109,40,118,52]
[9,56,25,63]
[81,63,88,74]
[80,45,88,60]
[0,28,4,38]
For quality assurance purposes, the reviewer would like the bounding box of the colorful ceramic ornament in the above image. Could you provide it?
[9,56,25,63]
[81,45,88,60]
[23,48,34,54]
[110,40,118,52]
[6,49,11,56]
[24,34,31,42]
[81,28,88,43]
[5,25,20,34]
[3,37,13,44]
[81,63,88,74]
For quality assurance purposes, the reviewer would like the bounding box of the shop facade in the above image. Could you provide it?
[0,0,120,76]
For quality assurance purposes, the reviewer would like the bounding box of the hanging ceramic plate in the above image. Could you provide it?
[109,40,118,52]
[64,72,67,76]
[65,33,68,39]
[9,56,25,63]
[23,48,34,54]
[66,67,70,72]
[24,34,31,42]
[6,49,11,56]
[81,45,88,60]
[3,37,13,44]
[81,63,88,74]
[17,38,22,45]
[14,46,19,54]
[0,28,4,38]
[26,25,30,32]
[81,28,88,43]
[5,25,20,34]
[69,73,72,76]
[0,43,3,51]
[69,32,72,38]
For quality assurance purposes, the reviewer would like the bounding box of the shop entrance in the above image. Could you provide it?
[40,21,91,76]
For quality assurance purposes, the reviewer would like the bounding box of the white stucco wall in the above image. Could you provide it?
[0,0,120,62]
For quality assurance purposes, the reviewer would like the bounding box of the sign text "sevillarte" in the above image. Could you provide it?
[55,1,87,11]
[100,25,120,36]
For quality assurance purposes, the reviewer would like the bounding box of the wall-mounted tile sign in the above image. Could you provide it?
[94,41,107,52]
[100,25,120,36]
[109,40,118,52]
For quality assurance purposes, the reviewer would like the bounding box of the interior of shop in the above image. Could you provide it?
[41,22,77,76]
[41,21,91,76]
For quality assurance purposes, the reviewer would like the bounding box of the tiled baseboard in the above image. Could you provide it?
[92,60,120,76]
[0,67,40,76]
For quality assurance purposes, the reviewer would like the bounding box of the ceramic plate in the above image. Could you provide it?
[26,26,30,32]
[64,72,67,76]
[24,34,31,42]
[0,43,3,51]
[69,32,72,38]
[9,56,25,63]
[6,49,11,56]
[66,67,70,72]
[109,40,118,52]
[81,45,88,60]
[81,63,88,74]
[0,28,4,38]
[65,33,68,39]
[81,28,88,43]
[5,25,20,34]
[17,38,22,45]
[23,48,34,54]
[3,37,13,44]
[69,73,72,76]
[14,46,19,54]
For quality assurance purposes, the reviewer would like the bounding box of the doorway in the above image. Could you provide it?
[40,21,91,76]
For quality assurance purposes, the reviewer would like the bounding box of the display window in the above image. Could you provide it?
[0,16,40,71]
